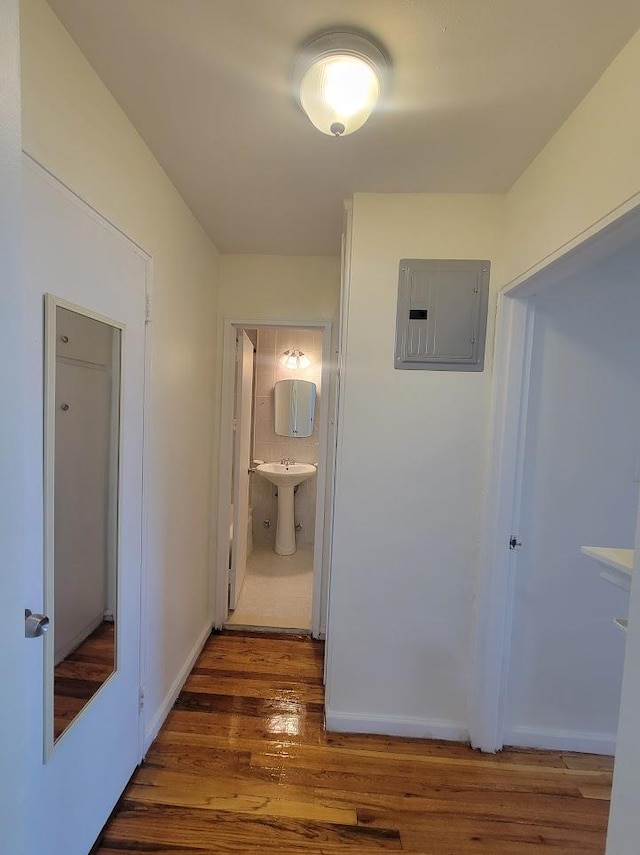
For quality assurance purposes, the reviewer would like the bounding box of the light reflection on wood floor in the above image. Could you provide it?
[94,630,613,853]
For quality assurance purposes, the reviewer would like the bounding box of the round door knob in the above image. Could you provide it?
[25,609,50,638]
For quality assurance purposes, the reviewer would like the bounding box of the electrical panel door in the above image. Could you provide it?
[394,259,490,371]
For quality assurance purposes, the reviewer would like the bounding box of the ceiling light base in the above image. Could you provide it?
[292,29,390,137]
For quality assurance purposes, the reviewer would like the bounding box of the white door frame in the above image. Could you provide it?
[214,318,334,637]
[229,330,254,609]
[1,7,26,848]
[469,199,640,752]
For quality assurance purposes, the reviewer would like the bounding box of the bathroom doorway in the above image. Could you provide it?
[214,320,335,636]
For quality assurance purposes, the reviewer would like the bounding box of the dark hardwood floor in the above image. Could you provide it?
[95,630,613,854]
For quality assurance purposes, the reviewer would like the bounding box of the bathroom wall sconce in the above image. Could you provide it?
[282,349,311,370]
[292,29,390,137]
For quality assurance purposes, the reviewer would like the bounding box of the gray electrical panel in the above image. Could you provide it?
[394,258,490,371]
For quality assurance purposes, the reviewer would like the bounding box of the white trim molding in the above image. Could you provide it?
[503,189,640,298]
[143,621,212,753]
[311,322,334,637]
[325,709,468,743]
[468,294,535,752]
[504,726,616,756]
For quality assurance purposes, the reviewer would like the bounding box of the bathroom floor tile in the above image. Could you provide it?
[226,544,313,631]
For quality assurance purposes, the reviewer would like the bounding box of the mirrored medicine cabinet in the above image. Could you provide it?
[274,379,316,437]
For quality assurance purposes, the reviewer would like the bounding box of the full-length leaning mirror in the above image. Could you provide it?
[274,379,316,437]
[44,296,123,752]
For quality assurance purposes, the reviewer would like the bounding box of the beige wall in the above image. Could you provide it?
[218,254,340,322]
[20,0,220,739]
[503,28,640,285]
[327,193,505,735]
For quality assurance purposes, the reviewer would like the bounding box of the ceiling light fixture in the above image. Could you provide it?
[282,349,311,370]
[293,29,390,137]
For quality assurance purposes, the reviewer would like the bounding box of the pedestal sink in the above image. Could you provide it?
[256,463,316,555]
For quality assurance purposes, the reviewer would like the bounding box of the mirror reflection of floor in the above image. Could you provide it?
[226,544,313,631]
[53,621,115,740]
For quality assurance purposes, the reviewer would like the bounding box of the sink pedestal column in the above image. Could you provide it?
[255,463,315,556]
[275,486,296,555]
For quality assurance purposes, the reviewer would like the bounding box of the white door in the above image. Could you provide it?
[0,14,27,849]
[23,159,147,855]
[230,331,254,609]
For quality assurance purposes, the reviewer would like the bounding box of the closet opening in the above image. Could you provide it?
[471,205,640,757]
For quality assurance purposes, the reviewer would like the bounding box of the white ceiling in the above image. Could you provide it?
[47,0,640,256]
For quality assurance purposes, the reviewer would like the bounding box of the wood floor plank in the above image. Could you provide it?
[151,729,581,785]
[95,631,612,854]
[400,825,607,854]
[184,672,325,703]
[310,783,589,815]
[102,801,401,850]
[158,723,609,791]
[354,795,610,830]
[134,764,321,805]
[129,767,357,825]
[274,765,588,801]
[249,747,612,791]
[163,707,325,744]
[563,753,615,772]
[578,784,613,800]
[174,689,324,719]
[143,741,247,777]
[97,846,326,855]
[322,731,570,768]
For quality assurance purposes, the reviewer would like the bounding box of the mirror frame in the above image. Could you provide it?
[43,294,126,760]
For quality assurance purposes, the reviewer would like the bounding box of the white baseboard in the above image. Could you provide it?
[143,622,212,753]
[325,708,468,742]
[504,725,616,756]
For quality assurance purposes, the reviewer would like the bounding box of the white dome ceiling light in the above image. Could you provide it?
[293,30,390,137]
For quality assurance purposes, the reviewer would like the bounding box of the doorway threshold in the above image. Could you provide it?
[223,624,312,637]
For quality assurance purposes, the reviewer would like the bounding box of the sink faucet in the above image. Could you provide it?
[280,457,296,466]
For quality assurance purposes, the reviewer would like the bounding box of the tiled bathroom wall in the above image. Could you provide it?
[251,327,323,547]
